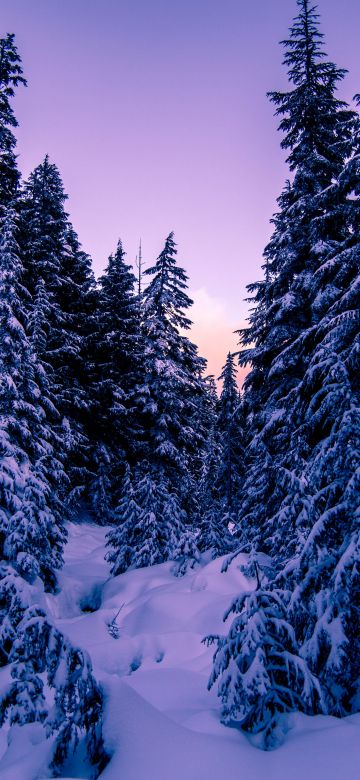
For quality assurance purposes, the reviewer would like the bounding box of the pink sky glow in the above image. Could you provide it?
[1,0,359,383]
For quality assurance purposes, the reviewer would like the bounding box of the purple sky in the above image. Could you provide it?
[1,0,359,380]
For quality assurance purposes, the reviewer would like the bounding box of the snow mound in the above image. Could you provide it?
[1,520,359,779]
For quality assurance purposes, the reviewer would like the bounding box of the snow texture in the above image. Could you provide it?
[1,520,359,779]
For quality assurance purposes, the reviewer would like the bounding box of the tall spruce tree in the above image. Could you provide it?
[213,0,360,744]
[216,353,244,520]
[0,39,105,774]
[108,233,209,570]
[88,239,142,518]
[197,358,243,557]
[0,206,65,588]
[237,0,358,552]
[0,205,105,776]
[0,34,26,208]
[19,156,96,502]
[140,232,208,499]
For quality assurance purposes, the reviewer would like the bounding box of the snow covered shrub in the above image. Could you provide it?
[205,587,322,750]
[0,564,107,777]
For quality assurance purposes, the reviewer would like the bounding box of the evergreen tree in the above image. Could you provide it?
[90,443,114,525]
[106,465,198,575]
[197,502,235,560]
[0,206,65,589]
[197,357,243,557]
[165,491,200,575]
[0,207,105,773]
[140,232,208,508]
[216,353,244,520]
[20,157,96,412]
[236,0,358,552]
[0,34,26,208]
[0,565,106,775]
[206,583,321,749]
[110,232,209,568]
[106,465,142,575]
[88,238,145,518]
[88,239,142,517]
[0,208,105,776]
[276,124,360,713]
[195,375,221,537]
[19,156,96,502]
[214,0,360,741]
[132,473,168,569]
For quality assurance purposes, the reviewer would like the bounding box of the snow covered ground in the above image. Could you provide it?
[1,520,359,779]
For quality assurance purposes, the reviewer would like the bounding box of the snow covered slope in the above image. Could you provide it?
[1,520,359,779]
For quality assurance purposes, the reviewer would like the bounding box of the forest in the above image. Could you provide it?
[0,0,359,777]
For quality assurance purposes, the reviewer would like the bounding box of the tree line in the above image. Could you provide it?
[0,0,359,770]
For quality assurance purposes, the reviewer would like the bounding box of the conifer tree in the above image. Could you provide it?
[20,157,96,410]
[0,207,105,774]
[0,34,26,208]
[0,206,65,588]
[0,565,106,775]
[206,584,322,749]
[277,109,360,713]
[106,465,199,575]
[91,239,141,469]
[107,235,210,574]
[195,376,219,505]
[197,356,244,557]
[87,239,143,518]
[0,40,105,772]
[19,156,96,501]
[216,353,244,520]
[106,465,142,575]
[214,0,360,741]
[140,232,208,508]
[237,0,359,552]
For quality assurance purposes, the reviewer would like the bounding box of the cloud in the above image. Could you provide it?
[188,287,248,387]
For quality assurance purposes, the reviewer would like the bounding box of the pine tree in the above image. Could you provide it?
[140,232,208,510]
[0,209,105,773]
[109,232,209,569]
[236,0,358,552]
[19,156,96,503]
[216,353,244,520]
[206,584,322,749]
[0,209,104,779]
[106,465,201,576]
[0,39,105,774]
[0,566,106,775]
[88,239,142,514]
[277,112,360,713]
[214,1,360,742]
[165,491,200,575]
[197,356,243,557]
[106,465,142,575]
[90,443,114,525]
[19,157,96,411]
[0,34,26,208]
[0,206,65,589]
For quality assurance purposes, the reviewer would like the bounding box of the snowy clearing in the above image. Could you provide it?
[1,520,359,779]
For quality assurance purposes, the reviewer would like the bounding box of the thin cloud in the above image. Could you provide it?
[189,287,248,387]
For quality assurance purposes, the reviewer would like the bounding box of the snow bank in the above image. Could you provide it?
[1,520,359,779]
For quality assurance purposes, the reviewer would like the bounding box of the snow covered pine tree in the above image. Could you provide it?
[107,233,209,573]
[88,238,142,520]
[0,35,106,776]
[197,354,243,557]
[206,573,322,749]
[18,156,97,505]
[209,0,360,747]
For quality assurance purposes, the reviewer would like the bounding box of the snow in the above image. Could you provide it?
[1,519,360,779]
